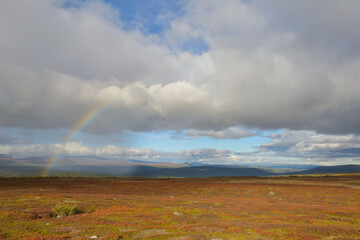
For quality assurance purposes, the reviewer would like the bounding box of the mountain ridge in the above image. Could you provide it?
[1,156,360,177]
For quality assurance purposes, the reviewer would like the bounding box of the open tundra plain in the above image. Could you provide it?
[0,176,360,240]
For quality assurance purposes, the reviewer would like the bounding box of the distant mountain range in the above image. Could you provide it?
[0,155,360,177]
[291,164,360,175]
[52,165,275,177]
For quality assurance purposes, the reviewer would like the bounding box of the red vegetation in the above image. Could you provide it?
[0,176,359,239]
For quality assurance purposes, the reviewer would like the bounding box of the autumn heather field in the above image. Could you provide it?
[0,176,360,240]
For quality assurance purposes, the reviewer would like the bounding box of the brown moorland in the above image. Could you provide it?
[0,176,360,240]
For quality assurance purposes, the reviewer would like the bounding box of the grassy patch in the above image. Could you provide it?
[51,203,82,216]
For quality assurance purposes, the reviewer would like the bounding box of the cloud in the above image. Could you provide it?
[2,132,360,165]
[185,127,255,139]
[252,0,360,57]
[0,141,238,164]
[261,130,360,162]
[0,143,57,157]
[0,134,29,144]
[0,0,360,136]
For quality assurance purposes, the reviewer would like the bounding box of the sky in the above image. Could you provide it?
[1,0,360,166]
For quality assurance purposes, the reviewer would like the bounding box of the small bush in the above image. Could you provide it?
[52,203,82,216]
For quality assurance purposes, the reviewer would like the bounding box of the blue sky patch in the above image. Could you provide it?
[182,37,210,55]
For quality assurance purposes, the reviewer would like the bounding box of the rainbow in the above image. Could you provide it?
[43,101,110,176]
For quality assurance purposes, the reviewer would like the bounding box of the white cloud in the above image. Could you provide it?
[2,131,360,165]
[261,130,360,162]
[185,127,255,139]
[62,141,95,156]
[0,141,239,164]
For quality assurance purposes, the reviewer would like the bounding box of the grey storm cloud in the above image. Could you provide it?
[1,0,360,135]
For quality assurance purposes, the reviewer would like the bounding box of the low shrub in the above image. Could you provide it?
[51,203,82,216]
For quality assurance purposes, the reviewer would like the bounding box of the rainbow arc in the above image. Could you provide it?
[43,101,110,176]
